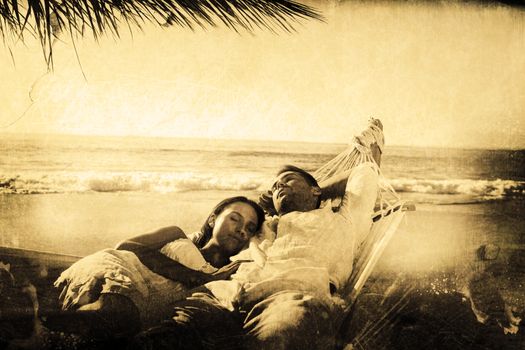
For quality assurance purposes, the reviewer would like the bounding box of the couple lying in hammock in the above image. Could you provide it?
[50,119,385,349]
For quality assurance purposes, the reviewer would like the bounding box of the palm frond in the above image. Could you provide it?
[0,0,323,67]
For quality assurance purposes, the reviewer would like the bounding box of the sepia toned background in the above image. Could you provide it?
[1,0,524,349]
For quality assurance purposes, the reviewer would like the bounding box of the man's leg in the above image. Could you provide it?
[242,290,338,350]
[133,291,244,350]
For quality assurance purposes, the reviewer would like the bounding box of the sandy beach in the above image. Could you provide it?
[2,190,523,278]
[0,190,251,256]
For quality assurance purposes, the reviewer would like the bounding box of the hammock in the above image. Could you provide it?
[312,119,415,345]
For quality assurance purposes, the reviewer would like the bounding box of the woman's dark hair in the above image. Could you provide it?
[193,196,265,248]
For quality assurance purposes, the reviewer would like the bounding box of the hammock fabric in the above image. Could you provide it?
[311,119,413,344]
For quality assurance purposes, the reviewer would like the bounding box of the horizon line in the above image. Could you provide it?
[1,130,524,152]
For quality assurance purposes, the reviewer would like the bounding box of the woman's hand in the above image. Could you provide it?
[211,260,252,281]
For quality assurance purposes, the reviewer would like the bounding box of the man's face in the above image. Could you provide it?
[271,171,320,215]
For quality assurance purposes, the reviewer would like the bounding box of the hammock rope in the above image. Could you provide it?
[311,119,411,344]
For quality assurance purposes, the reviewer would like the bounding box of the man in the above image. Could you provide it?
[135,120,384,350]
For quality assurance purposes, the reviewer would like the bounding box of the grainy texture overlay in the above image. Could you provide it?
[1,1,524,349]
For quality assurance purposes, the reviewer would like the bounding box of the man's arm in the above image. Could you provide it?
[339,163,379,249]
[115,226,214,287]
[319,173,349,201]
[339,119,383,240]
[319,141,382,201]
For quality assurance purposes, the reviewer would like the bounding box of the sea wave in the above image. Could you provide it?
[387,178,525,199]
[0,172,266,194]
[1,173,524,201]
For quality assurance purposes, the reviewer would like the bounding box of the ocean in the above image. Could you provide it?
[1,133,524,200]
[1,133,525,348]
[1,133,524,258]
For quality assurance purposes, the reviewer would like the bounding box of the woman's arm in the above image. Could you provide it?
[115,226,214,287]
[115,226,187,251]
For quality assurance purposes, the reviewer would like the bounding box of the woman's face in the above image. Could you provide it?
[210,202,259,255]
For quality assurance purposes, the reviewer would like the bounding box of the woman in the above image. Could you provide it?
[48,196,265,339]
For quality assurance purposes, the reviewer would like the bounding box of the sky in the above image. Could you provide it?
[0,1,524,149]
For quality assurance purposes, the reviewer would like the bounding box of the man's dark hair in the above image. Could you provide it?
[276,165,319,188]
[258,165,322,216]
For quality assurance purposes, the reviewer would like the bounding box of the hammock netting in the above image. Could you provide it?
[311,119,410,338]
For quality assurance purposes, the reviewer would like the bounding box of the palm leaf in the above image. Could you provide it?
[0,0,322,67]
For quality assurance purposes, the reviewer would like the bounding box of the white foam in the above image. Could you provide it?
[387,178,525,199]
[1,172,524,202]
[0,171,266,194]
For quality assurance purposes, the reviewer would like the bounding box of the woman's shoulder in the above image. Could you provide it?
[158,230,202,260]
[160,237,198,253]
[187,231,207,247]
